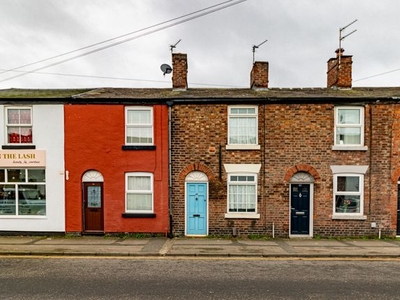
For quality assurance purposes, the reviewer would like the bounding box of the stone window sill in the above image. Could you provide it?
[226,145,260,150]
[225,213,260,219]
[331,214,367,220]
[331,145,368,151]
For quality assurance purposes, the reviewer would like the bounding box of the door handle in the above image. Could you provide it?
[193,214,200,217]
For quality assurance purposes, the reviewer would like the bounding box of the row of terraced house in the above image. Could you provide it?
[1,48,400,238]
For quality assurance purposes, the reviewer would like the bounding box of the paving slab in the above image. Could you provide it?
[35,237,118,245]
[0,237,40,245]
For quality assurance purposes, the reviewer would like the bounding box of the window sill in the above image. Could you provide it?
[122,145,156,151]
[331,145,368,151]
[226,145,260,150]
[2,145,36,150]
[122,213,156,218]
[225,213,260,219]
[331,214,367,220]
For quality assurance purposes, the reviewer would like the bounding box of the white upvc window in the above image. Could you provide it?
[227,106,259,149]
[125,107,153,145]
[125,173,153,213]
[0,168,46,216]
[5,107,33,144]
[333,174,363,216]
[334,107,364,148]
[228,174,257,213]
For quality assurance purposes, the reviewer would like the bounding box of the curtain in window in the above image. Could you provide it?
[229,184,256,212]
[127,110,150,124]
[127,176,152,211]
[229,117,256,144]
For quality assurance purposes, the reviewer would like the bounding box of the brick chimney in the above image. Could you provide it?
[250,61,269,89]
[172,53,188,90]
[327,48,353,89]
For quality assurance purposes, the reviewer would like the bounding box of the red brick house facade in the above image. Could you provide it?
[169,51,400,238]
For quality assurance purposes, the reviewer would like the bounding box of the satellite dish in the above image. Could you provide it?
[160,64,172,75]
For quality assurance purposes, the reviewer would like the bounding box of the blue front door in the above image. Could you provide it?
[186,183,207,235]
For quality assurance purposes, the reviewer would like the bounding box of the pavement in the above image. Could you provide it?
[1,236,400,258]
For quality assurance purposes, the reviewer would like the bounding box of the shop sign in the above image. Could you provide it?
[0,150,46,167]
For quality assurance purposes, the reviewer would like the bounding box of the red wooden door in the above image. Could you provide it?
[83,182,104,232]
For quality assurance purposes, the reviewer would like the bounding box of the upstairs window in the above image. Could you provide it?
[334,107,364,147]
[228,106,258,148]
[125,107,153,145]
[6,107,33,144]
[125,173,153,213]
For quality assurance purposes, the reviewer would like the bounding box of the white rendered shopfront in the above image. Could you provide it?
[0,105,65,232]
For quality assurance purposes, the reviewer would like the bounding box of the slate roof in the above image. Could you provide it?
[2,87,400,103]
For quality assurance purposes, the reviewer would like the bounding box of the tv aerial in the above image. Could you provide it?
[338,20,357,65]
[170,39,181,53]
[252,39,267,63]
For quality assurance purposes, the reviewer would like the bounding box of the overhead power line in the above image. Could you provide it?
[354,68,400,82]
[0,0,247,84]
[0,68,244,88]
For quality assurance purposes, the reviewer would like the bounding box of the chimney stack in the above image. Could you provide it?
[327,48,353,89]
[250,61,269,89]
[172,53,188,90]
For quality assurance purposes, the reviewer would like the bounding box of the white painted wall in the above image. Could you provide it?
[0,104,65,232]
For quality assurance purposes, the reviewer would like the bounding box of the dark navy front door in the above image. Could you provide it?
[186,183,207,235]
[290,184,310,235]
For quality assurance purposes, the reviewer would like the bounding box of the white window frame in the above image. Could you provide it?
[125,172,154,213]
[331,165,368,220]
[0,168,46,217]
[226,105,260,150]
[5,107,33,145]
[125,107,154,146]
[224,164,260,219]
[332,106,367,151]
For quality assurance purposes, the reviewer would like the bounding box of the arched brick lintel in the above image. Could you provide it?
[178,163,215,181]
[283,164,321,183]
[391,168,400,184]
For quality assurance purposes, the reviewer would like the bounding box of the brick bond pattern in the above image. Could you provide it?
[171,102,400,238]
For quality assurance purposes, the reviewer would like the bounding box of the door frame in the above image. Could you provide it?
[82,170,104,234]
[289,172,314,238]
[185,171,208,236]
[397,180,400,236]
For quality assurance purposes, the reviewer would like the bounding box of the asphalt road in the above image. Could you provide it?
[1,257,400,299]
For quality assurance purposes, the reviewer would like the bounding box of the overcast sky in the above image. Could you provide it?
[0,0,399,89]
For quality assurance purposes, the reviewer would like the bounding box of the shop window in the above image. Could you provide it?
[5,107,33,144]
[0,168,46,216]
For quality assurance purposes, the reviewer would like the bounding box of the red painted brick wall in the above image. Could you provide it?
[65,104,169,235]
